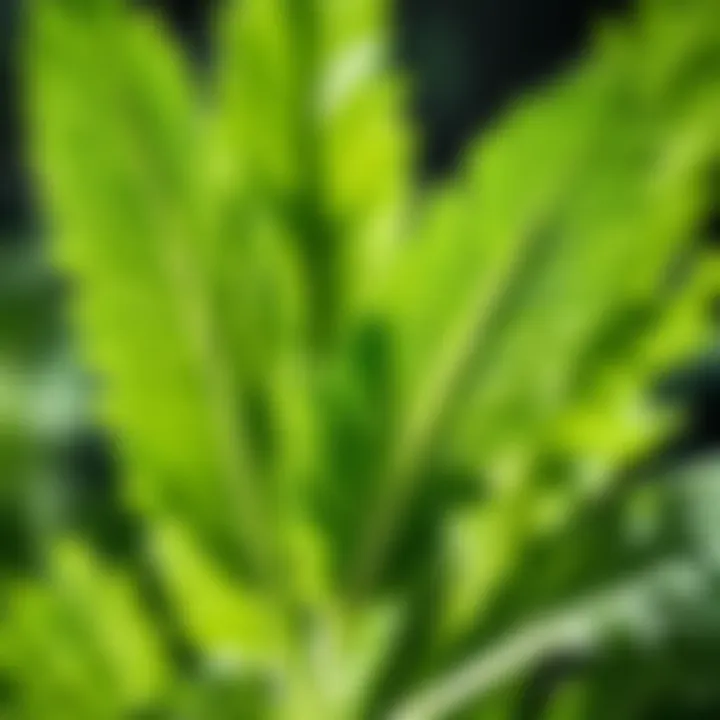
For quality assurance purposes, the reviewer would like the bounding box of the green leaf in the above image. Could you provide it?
[350,0,720,600]
[28,0,273,579]
[1,540,169,718]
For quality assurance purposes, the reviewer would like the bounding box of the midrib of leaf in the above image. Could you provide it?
[351,202,565,599]
[156,209,271,579]
[387,560,703,720]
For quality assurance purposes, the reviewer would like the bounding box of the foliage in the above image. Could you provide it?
[3,0,719,717]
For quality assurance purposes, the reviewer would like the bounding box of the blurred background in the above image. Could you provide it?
[1,0,719,717]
